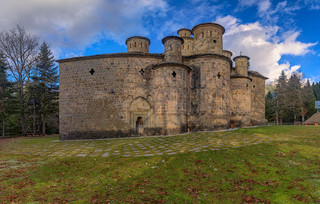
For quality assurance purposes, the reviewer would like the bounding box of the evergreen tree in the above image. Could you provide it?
[313,82,320,100]
[0,52,9,136]
[0,25,39,135]
[287,73,303,123]
[265,91,276,122]
[303,79,316,119]
[274,71,289,124]
[29,42,58,135]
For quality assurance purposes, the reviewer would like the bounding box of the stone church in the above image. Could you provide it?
[57,22,268,140]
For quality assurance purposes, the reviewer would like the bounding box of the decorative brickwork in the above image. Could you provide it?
[57,22,268,140]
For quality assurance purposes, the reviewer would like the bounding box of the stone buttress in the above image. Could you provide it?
[185,23,232,130]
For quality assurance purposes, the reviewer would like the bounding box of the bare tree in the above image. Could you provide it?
[0,25,39,135]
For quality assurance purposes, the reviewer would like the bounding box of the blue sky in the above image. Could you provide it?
[0,0,319,82]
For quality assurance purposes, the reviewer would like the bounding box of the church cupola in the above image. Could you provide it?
[162,36,184,63]
[233,54,250,76]
[126,36,150,54]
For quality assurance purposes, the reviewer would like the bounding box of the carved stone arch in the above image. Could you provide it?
[129,97,152,130]
[147,95,154,105]
[127,95,133,102]
[129,97,151,111]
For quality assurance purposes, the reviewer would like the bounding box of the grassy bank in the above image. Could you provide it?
[0,126,319,203]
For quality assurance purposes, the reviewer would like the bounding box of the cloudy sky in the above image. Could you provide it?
[0,0,319,82]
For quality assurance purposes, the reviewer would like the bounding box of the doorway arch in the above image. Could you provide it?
[136,116,144,135]
[129,97,151,131]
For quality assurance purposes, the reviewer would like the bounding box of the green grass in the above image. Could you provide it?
[0,125,320,203]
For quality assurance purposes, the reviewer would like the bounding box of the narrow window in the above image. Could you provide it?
[202,32,204,38]
[141,42,142,48]
[172,71,177,78]
[134,42,136,47]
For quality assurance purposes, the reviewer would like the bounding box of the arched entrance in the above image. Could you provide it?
[129,97,152,134]
[136,116,144,135]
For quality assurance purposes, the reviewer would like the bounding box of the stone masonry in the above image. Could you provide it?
[57,22,268,140]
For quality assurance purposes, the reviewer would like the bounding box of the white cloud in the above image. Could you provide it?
[216,15,316,81]
[237,0,272,13]
[152,0,225,40]
[236,0,302,24]
[305,0,320,9]
[258,0,272,12]
[0,0,168,58]
[284,65,301,77]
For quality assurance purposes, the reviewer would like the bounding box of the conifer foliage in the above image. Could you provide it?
[0,52,9,136]
[266,71,317,124]
[28,42,59,135]
[0,25,39,135]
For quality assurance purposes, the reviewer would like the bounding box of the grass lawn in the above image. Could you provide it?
[0,125,320,203]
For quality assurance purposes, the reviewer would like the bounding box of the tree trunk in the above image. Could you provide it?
[33,101,36,136]
[301,106,304,124]
[19,83,26,136]
[2,119,5,137]
[276,98,279,125]
[42,115,46,135]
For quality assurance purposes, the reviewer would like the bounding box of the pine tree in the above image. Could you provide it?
[0,52,10,136]
[29,42,58,135]
[303,79,316,119]
[287,73,303,123]
[265,91,276,122]
[0,25,39,135]
[274,71,289,124]
[313,82,320,100]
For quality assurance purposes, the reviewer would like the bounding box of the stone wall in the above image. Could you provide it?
[192,23,224,55]
[178,28,194,56]
[151,63,190,134]
[222,50,232,59]
[162,36,183,63]
[126,36,150,53]
[181,37,194,56]
[234,56,250,76]
[184,54,231,130]
[250,74,267,125]
[230,77,252,127]
[58,22,268,140]
[59,54,163,139]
